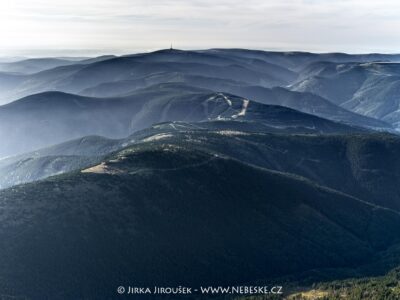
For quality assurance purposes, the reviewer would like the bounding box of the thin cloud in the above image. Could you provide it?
[0,0,399,56]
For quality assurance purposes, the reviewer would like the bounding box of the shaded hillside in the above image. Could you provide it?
[1,117,399,212]
[0,87,360,157]
[130,126,400,211]
[291,61,400,129]
[79,73,391,131]
[1,140,400,299]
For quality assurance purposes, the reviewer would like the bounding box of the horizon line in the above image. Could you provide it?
[1,47,400,59]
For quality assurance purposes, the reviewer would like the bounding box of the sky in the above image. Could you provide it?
[0,0,400,57]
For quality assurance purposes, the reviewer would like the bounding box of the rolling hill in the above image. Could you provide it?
[0,85,362,157]
[0,135,123,189]
[291,61,400,129]
[80,73,391,130]
[1,131,400,299]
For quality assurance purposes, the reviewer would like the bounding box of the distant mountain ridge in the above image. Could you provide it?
[0,85,365,157]
[291,61,400,129]
[0,48,396,132]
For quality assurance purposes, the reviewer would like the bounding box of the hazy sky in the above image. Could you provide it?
[1,0,400,56]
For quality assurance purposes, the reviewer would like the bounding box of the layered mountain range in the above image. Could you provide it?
[1,49,400,299]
